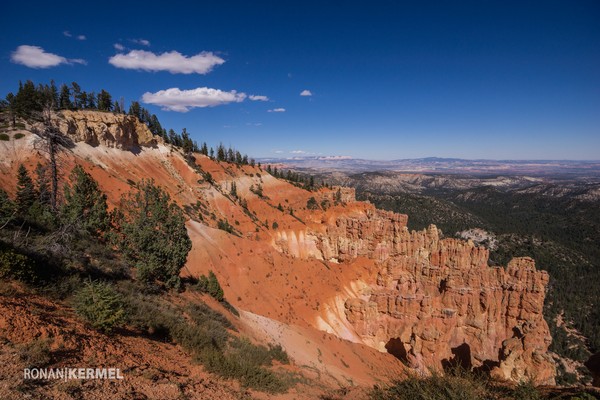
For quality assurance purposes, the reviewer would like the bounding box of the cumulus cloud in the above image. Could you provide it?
[114,43,125,51]
[63,31,72,37]
[141,87,247,112]
[267,108,286,113]
[109,50,224,74]
[249,95,269,101]
[290,150,306,154]
[77,35,86,41]
[300,89,312,96]
[11,45,86,68]
[130,38,151,46]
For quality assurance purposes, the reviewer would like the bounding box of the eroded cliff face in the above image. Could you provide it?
[48,110,159,150]
[275,207,555,385]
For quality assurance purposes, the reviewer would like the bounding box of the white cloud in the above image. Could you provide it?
[10,45,86,68]
[290,150,306,154]
[246,122,262,126]
[274,150,284,154]
[109,50,224,74]
[130,38,151,46]
[114,43,125,51]
[249,95,269,101]
[64,31,86,40]
[141,87,247,112]
[267,108,286,113]
[300,89,312,96]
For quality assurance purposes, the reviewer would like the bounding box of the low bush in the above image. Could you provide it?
[195,270,225,301]
[119,285,291,393]
[0,242,39,283]
[73,280,126,333]
[369,368,551,400]
[0,133,9,141]
[370,372,486,400]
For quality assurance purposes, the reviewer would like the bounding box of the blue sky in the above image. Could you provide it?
[1,1,599,160]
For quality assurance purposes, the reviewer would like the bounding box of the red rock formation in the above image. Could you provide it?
[288,209,556,384]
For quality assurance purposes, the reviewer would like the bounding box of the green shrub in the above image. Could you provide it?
[207,271,224,301]
[369,369,546,400]
[74,280,126,333]
[198,339,291,393]
[14,133,25,140]
[0,133,9,141]
[119,286,290,393]
[0,242,38,283]
[370,369,489,400]
[512,381,541,400]
[187,302,235,331]
[217,218,235,234]
[306,196,319,210]
[195,270,224,301]
[268,344,290,364]
[196,274,209,292]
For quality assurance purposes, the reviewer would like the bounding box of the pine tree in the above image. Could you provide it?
[217,144,226,161]
[87,91,96,109]
[128,101,141,120]
[15,164,37,215]
[15,80,41,117]
[81,92,90,109]
[306,196,319,210]
[49,80,59,110]
[62,165,109,236]
[5,93,17,127]
[0,189,15,222]
[148,115,162,136]
[59,84,72,109]
[71,82,81,108]
[113,179,191,288]
[97,90,113,111]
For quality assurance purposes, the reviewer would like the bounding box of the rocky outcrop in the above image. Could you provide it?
[273,209,408,261]
[277,207,556,384]
[48,110,158,150]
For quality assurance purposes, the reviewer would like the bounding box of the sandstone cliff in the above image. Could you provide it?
[45,110,159,150]
[275,207,556,384]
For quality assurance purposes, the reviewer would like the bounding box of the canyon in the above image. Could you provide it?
[0,110,558,397]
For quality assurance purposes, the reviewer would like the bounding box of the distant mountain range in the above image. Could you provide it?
[258,156,600,177]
